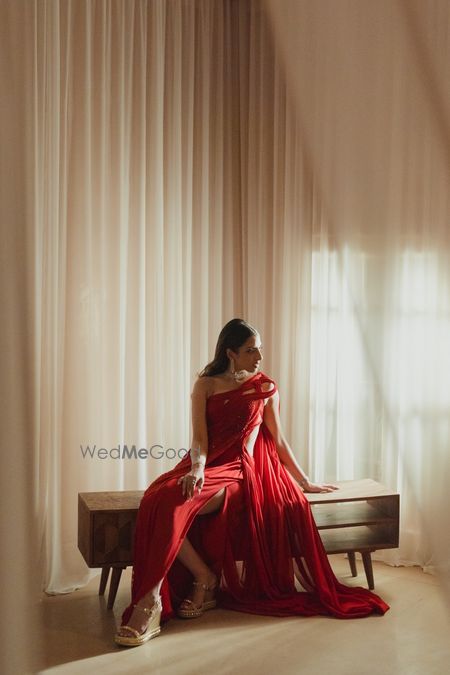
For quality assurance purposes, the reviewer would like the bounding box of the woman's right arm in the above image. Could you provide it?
[177,377,210,499]
[189,376,210,468]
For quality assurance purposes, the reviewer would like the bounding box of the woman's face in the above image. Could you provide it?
[228,334,263,373]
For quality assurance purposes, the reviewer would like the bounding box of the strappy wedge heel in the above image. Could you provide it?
[177,579,218,619]
[114,596,162,647]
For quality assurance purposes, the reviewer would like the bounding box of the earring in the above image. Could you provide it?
[230,359,236,375]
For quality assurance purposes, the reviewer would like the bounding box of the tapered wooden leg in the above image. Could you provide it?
[361,552,375,589]
[99,567,110,595]
[347,552,357,577]
[107,566,125,609]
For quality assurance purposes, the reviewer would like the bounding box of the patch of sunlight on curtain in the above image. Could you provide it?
[309,246,450,574]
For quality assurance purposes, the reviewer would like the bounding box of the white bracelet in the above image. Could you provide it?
[190,448,203,459]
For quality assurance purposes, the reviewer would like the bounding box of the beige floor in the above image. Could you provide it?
[37,556,450,675]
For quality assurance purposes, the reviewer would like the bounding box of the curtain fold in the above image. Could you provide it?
[5,0,448,601]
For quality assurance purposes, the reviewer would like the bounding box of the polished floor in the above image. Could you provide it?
[38,556,450,675]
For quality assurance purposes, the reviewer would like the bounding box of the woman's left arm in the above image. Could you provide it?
[263,389,338,494]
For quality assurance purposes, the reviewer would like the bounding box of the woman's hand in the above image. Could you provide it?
[302,480,339,494]
[177,464,205,500]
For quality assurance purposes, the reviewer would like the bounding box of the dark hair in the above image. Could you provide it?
[199,318,258,377]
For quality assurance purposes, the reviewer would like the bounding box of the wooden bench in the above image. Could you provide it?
[78,479,399,609]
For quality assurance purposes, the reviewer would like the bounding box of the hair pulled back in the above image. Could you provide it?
[199,318,257,377]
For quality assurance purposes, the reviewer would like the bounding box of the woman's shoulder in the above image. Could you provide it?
[191,375,214,397]
[194,373,235,398]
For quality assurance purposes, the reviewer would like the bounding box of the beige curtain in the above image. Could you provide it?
[32,0,306,594]
[1,11,449,669]
[265,0,450,591]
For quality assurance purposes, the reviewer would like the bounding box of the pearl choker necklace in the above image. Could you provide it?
[225,368,249,383]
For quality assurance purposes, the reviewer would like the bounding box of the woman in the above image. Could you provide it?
[115,318,389,647]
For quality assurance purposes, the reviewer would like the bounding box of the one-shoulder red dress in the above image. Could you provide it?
[121,372,389,626]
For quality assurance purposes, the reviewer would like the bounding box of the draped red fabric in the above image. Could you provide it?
[121,372,389,626]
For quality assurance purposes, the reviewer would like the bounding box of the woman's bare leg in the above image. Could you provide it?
[118,488,225,635]
[177,488,225,609]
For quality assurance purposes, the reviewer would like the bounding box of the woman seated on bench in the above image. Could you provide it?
[115,318,389,647]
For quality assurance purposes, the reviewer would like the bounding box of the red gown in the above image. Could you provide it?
[121,372,389,626]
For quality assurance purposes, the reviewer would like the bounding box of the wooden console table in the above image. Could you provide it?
[78,479,399,609]
[305,479,399,590]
